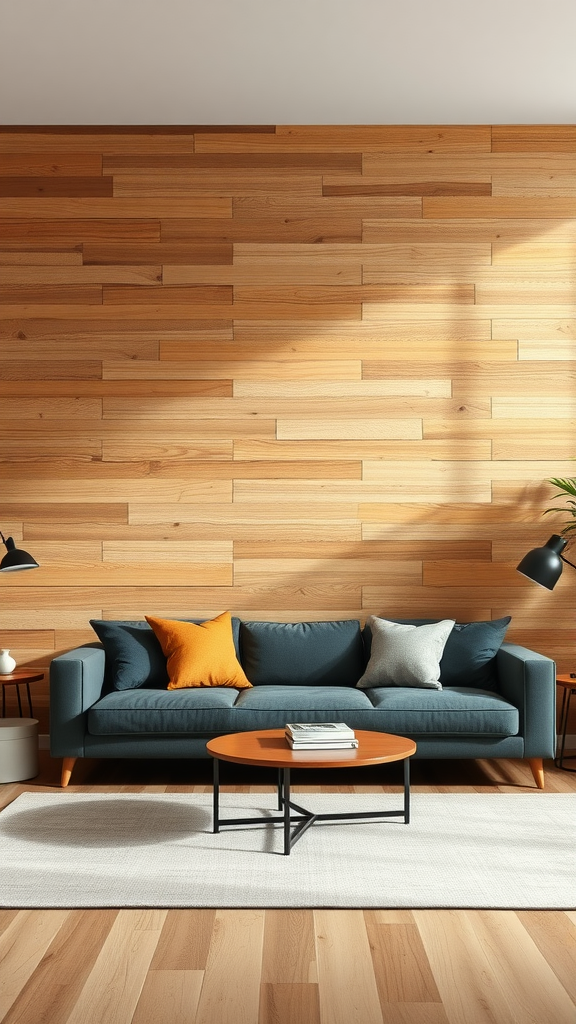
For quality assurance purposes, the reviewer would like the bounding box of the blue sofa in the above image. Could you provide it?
[49,617,556,788]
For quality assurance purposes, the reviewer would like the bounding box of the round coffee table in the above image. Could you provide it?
[206,729,417,855]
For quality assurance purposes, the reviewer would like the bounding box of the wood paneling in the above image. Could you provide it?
[0,266,162,284]
[104,360,362,381]
[423,197,576,219]
[0,219,161,242]
[493,242,576,267]
[0,176,114,197]
[103,152,361,173]
[112,171,326,199]
[196,125,492,152]
[0,198,231,219]
[83,242,234,265]
[161,216,363,244]
[0,153,103,175]
[1,123,574,701]
[491,126,576,152]
[323,177,492,197]
[363,217,576,243]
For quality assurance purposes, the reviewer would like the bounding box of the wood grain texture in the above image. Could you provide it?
[0,197,232,218]
[197,125,492,152]
[105,359,362,380]
[103,151,361,173]
[0,176,114,197]
[83,242,234,265]
[491,125,576,152]
[363,217,576,244]
[423,197,576,219]
[1,124,574,683]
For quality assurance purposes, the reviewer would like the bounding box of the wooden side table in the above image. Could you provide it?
[0,669,44,718]
[555,675,576,772]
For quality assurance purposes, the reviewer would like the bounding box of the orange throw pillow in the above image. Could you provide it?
[145,611,252,690]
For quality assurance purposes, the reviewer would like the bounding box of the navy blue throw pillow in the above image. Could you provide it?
[89,620,169,690]
[240,619,364,686]
[439,617,511,689]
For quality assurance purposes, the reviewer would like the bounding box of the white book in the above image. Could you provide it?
[287,738,359,750]
[288,735,356,745]
[286,722,355,739]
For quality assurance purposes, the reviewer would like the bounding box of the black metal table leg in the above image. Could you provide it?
[555,685,576,772]
[283,768,291,855]
[209,754,413,854]
[26,682,33,716]
[212,756,220,832]
[15,685,23,717]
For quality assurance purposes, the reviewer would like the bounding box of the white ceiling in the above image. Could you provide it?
[1,0,575,125]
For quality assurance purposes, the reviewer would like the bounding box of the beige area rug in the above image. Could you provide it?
[0,792,574,909]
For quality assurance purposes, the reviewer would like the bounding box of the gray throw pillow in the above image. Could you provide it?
[357,616,455,690]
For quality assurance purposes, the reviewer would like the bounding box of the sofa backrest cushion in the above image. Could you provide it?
[240,619,364,686]
[90,617,242,690]
[363,616,511,691]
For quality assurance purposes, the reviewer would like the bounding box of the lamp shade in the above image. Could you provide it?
[516,534,567,590]
[0,536,39,572]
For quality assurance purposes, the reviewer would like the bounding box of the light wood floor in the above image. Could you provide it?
[1,752,575,1024]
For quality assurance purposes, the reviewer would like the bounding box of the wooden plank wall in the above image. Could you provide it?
[1,124,575,722]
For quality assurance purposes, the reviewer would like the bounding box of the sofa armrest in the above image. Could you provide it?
[50,644,106,757]
[496,642,556,758]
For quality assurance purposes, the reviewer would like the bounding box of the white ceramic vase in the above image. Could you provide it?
[0,650,16,674]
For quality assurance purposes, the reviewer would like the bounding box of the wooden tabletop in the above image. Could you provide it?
[556,674,576,689]
[0,669,44,684]
[206,729,416,770]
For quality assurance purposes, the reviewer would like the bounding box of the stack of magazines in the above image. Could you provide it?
[285,722,358,749]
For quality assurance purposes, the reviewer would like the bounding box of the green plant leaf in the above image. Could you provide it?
[549,477,576,495]
[543,475,576,534]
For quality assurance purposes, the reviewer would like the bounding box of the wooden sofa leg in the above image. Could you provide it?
[528,758,545,790]
[61,757,77,788]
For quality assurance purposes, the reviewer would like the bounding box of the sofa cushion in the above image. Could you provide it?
[88,686,240,735]
[231,686,378,731]
[146,612,252,690]
[363,616,511,691]
[240,619,364,686]
[233,684,372,713]
[90,617,242,690]
[88,685,374,736]
[87,683,519,738]
[357,617,455,690]
[365,686,519,736]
